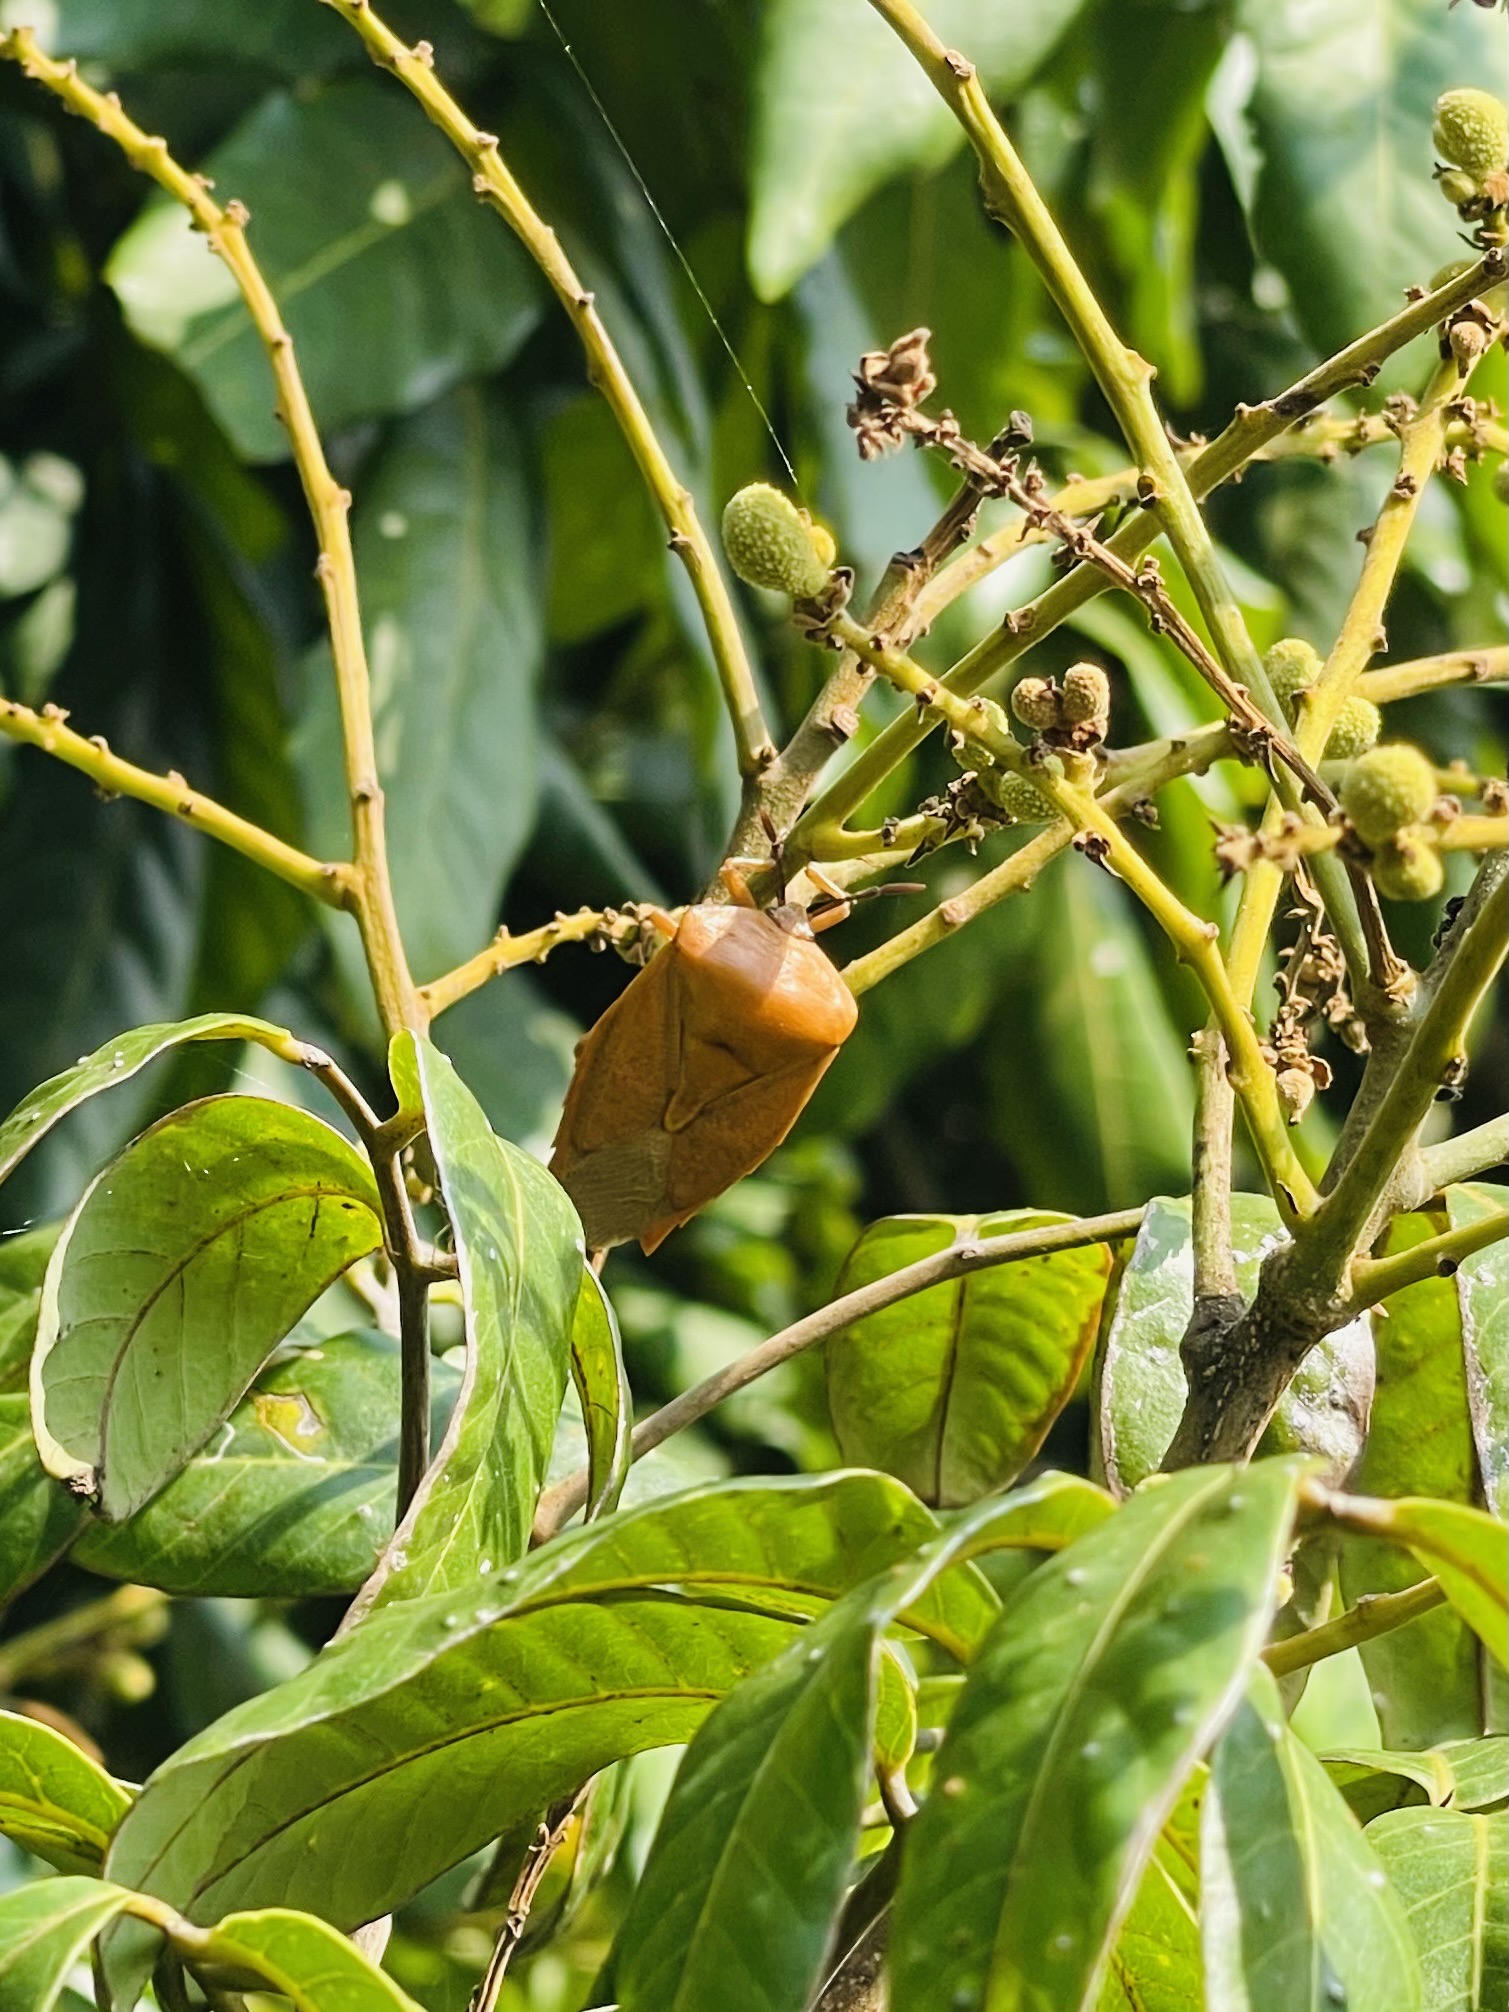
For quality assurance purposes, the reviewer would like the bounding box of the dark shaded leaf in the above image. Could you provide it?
[825,1210,1112,1505]
[571,1266,631,1523]
[32,1096,382,1519]
[107,81,542,459]
[0,1393,86,1607]
[0,1225,57,1391]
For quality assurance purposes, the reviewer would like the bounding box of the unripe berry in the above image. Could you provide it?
[990,771,1057,823]
[1372,827,1445,903]
[1263,637,1323,714]
[1324,696,1382,763]
[1436,167,1481,209]
[1340,743,1439,846]
[1010,676,1060,730]
[721,484,832,599]
[1060,662,1111,726]
[1433,89,1509,180]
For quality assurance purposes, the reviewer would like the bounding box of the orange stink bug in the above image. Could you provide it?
[550,869,859,1255]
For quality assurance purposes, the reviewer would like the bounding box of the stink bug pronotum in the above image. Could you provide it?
[550,863,878,1254]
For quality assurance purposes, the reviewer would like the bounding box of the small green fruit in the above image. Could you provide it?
[1372,828,1445,903]
[1340,743,1439,846]
[721,484,832,599]
[1436,167,1482,209]
[1010,676,1060,730]
[1061,662,1111,726]
[988,771,1058,822]
[1264,637,1323,714]
[1324,696,1382,762]
[1433,88,1509,179]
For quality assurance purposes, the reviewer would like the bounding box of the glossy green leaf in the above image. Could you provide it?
[0,1226,57,1392]
[107,81,542,460]
[542,392,664,644]
[32,1096,383,1520]
[296,387,544,989]
[0,1393,87,1606]
[890,1460,1304,2012]
[615,1588,880,2012]
[104,1471,965,1933]
[1350,1497,1508,1668]
[0,1013,295,1195]
[74,1333,459,1599]
[748,0,1088,298]
[1094,1193,1373,1490]
[195,1905,427,2010]
[1203,1667,1421,2012]
[571,1267,631,1523]
[1366,1806,1507,2012]
[1322,1746,1455,1826]
[826,1211,1112,1505]
[1095,1843,1203,2012]
[0,1877,134,2012]
[0,1708,132,1873]
[1340,1207,1485,1745]
[1443,1739,1509,1814]
[349,1035,580,1617]
[1235,0,1501,362]
[1451,1185,1508,1522]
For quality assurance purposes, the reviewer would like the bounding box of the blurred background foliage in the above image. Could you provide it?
[0,0,1504,2003]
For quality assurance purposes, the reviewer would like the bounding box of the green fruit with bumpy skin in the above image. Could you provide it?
[1372,828,1445,903]
[988,771,1058,822]
[1433,89,1508,179]
[1010,676,1060,730]
[1436,168,1482,209]
[1324,697,1382,762]
[1340,744,1439,846]
[1264,637,1323,710]
[721,484,832,599]
[1061,662,1111,726]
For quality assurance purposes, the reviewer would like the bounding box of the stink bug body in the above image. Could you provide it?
[550,874,858,1254]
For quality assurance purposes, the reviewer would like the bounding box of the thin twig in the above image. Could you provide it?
[1262,1579,1447,1678]
[1344,1207,1508,1316]
[470,1794,584,2012]
[533,1207,1142,1538]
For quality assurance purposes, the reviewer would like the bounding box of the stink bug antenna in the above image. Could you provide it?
[535,0,800,491]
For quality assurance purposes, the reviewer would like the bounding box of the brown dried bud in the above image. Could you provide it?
[1010,676,1060,730]
[1060,662,1111,726]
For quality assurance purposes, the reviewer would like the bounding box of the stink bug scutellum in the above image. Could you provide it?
[550,866,867,1254]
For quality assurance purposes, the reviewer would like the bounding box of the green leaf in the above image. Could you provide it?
[571,1267,631,1523]
[985,869,1199,1214]
[0,1012,296,1196]
[103,1471,964,1933]
[348,1035,580,1616]
[1340,1206,1486,1744]
[889,1460,1305,2012]
[1365,1806,1507,2012]
[542,393,665,644]
[0,1876,134,2012]
[49,0,354,74]
[0,1393,87,1606]
[615,1471,1116,2012]
[1443,1739,1509,1814]
[194,1905,427,2010]
[296,386,544,989]
[1346,1497,1508,1668]
[747,0,1088,299]
[0,1225,58,1392]
[0,1708,133,1873]
[1094,1193,1373,1490]
[107,81,542,460]
[825,1211,1112,1505]
[1095,1844,1204,2012]
[1451,1185,1508,1522]
[74,1333,460,1599]
[32,1096,383,1520]
[615,1589,880,2012]
[1322,1746,1455,1826]
[1235,0,1503,364]
[1202,1667,1422,2012]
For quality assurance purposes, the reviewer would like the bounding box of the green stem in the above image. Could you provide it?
[1420,1116,1508,1191]
[1263,1579,1446,1678]
[1346,1208,1508,1315]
